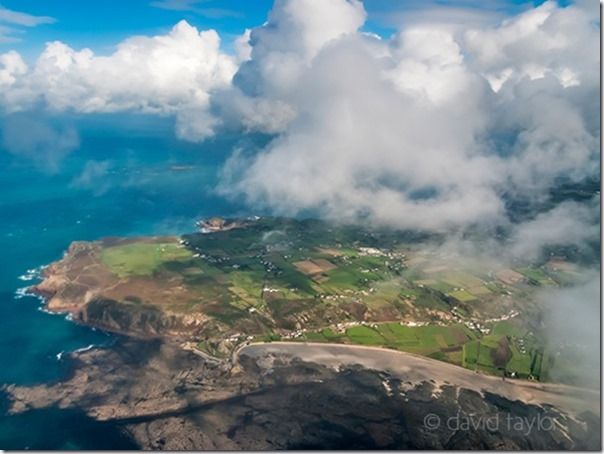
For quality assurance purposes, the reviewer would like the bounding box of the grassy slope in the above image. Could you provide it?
[101,242,192,278]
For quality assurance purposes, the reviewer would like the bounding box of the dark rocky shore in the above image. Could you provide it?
[3,339,600,450]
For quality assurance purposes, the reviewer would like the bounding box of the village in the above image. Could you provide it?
[179,217,575,380]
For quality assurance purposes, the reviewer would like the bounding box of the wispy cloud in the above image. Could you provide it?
[0,4,55,42]
[0,25,22,43]
[366,0,523,31]
[150,0,207,11]
[150,0,242,19]
[0,4,55,27]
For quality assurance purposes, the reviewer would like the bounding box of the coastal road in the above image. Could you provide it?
[238,342,600,416]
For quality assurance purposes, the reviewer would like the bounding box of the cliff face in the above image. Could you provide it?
[77,299,205,338]
[31,241,111,312]
[29,239,209,339]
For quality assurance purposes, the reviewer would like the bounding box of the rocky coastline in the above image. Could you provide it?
[11,233,600,450]
[2,338,600,450]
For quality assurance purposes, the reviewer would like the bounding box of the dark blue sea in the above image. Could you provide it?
[0,115,259,449]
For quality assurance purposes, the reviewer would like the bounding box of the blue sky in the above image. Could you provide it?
[1,0,563,60]
[0,0,269,58]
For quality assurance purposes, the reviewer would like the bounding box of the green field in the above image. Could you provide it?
[300,323,476,365]
[515,267,557,286]
[87,217,570,382]
[461,322,541,378]
[101,242,192,277]
[346,325,387,345]
[491,321,527,338]
[448,290,476,302]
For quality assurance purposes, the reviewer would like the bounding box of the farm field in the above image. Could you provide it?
[294,320,546,378]
[297,322,477,365]
[461,321,544,378]
[40,216,575,381]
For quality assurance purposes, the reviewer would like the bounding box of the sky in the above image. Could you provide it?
[0,0,569,58]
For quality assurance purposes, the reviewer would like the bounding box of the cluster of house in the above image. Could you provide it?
[483,309,520,324]
[449,306,490,334]
[358,247,385,256]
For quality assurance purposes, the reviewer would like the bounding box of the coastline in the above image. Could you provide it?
[20,231,600,427]
[27,270,602,419]
[4,335,600,450]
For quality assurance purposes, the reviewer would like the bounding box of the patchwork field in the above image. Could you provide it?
[461,321,544,379]
[35,217,579,381]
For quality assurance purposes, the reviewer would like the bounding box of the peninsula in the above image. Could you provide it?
[29,217,583,383]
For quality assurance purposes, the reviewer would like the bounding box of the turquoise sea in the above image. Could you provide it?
[0,115,257,449]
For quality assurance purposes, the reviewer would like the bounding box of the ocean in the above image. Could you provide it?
[0,115,255,449]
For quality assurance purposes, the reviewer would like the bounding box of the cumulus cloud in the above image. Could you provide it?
[0,50,26,86]
[464,1,598,91]
[0,20,236,141]
[0,0,598,261]
[234,29,252,63]
[216,0,599,255]
[220,0,366,133]
[220,30,504,231]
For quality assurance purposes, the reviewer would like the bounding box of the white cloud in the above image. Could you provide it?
[220,30,504,231]
[0,20,236,141]
[0,0,598,257]
[0,50,26,86]
[216,0,599,245]
[386,27,480,104]
[539,271,600,387]
[464,1,599,91]
[149,0,242,19]
[222,0,366,133]
[234,28,252,63]
[0,4,55,42]
[508,200,600,261]
[0,4,55,27]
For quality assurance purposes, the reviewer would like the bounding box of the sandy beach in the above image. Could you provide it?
[239,342,600,416]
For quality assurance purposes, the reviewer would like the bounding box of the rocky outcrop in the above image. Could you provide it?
[3,339,600,450]
[28,239,210,339]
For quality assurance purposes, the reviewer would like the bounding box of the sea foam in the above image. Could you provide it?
[17,266,43,282]
[56,344,97,361]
